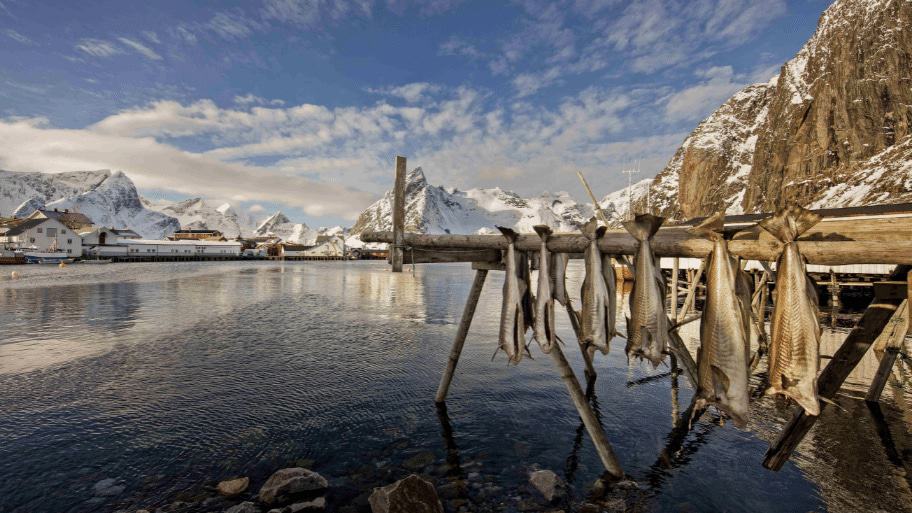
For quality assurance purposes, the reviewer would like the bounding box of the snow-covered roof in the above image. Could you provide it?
[124,239,241,246]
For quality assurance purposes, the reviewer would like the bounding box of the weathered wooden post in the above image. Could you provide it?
[866,298,908,402]
[549,342,624,478]
[435,269,488,403]
[391,155,407,272]
[670,258,679,318]
[677,260,705,323]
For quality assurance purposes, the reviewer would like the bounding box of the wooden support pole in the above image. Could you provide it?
[391,156,407,273]
[677,260,705,323]
[435,269,488,403]
[361,230,912,266]
[671,258,679,319]
[565,302,597,382]
[866,299,908,402]
[763,265,911,470]
[549,342,624,478]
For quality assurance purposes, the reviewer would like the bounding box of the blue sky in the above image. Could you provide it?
[0,0,830,227]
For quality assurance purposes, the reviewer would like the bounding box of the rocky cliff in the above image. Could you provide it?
[641,0,912,220]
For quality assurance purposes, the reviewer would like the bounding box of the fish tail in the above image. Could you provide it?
[758,205,821,243]
[581,217,606,240]
[496,226,518,241]
[688,212,725,241]
[622,213,664,241]
[532,225,553,240]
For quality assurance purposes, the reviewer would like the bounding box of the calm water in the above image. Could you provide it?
[0,261,910,512]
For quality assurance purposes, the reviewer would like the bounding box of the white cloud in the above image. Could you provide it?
[75,38,122,58]
[0,117,374,219]
[664,65,758,122]
[234,94,286,107]
[438,36,483,59]
[3,28,31,44]
[142,31,160,44]
[367,82,440,103]
[248,204,265,213]
[207,11,262,40]
[117,37,163,61]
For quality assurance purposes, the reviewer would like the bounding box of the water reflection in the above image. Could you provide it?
[0,262,909,513]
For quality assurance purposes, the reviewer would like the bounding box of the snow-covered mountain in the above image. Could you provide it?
[42,172,180,239]
[146,197,251,238]
[0,169,110,217]
[617,0,912,220]
[0,169,180,238]
[254,211,317,245]
[350,167,593,239]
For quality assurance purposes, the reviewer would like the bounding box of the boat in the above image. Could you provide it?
[23,251,75,264]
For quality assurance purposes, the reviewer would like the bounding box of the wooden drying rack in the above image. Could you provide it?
[362,156,912,478]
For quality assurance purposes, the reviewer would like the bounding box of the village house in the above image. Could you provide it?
[169,229,226,241]
[79,227,142,258]
[0,215,85,257]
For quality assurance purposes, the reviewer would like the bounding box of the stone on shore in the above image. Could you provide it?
[368,474,443,513]
[218,477,250,497]
[258,468,328,506]
[529,470,564,502]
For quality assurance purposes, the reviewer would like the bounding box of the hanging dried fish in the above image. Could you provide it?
[552,251,570,307]
[580,218,616,355]
[623,214,668,367]
[759,205,822,415]
[496,226,532,364]
[689,212,752,427]
[533,225,558,352]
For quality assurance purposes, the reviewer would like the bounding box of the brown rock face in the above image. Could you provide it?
[647,0,912,219]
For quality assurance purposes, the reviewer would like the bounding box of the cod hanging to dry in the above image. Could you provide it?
[496,226,533,364]
[579,218,617,355]
[623,214,668,367]
[533,225,558,353]
[759,205,823,415]
[689,212,753,427]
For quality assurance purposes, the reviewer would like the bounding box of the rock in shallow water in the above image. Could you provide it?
[259,468,328,506]
[92,478,125,497]
[368,474,443,513]
[225,501,261,513]
[529,470,564,502]
[218,477,250,497]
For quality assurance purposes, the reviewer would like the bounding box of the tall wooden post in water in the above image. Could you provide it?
[391,156,407,272]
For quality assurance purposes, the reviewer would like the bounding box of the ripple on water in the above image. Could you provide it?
[0,261,909,513]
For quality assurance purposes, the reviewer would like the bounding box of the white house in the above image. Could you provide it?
[80,227,142,246]
[0,216,84,257]
[303,236,345,258]
[122,239,242,257]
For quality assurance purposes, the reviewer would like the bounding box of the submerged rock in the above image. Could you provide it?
[368,474,443,513]
[258,468,328,506]
[92,478,125,497]
[218,477,250,497]
[225,501,261,513]
[529,470,564,502]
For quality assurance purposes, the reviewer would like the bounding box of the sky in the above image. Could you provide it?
[0,0,831,227]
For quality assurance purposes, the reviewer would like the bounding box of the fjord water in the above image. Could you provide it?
[0,262,909,512]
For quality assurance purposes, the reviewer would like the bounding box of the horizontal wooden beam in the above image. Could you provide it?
[360,229,912,266]
[404,249,501,264]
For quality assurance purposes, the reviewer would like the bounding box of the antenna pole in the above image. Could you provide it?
[621,165,638,221]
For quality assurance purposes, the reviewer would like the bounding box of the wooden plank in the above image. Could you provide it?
[435,269,488,403]
[404,249,501,264]
[360,230,912,265]
[763,265,911,470]
[391,156,407,272]
[548,342,624,478]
